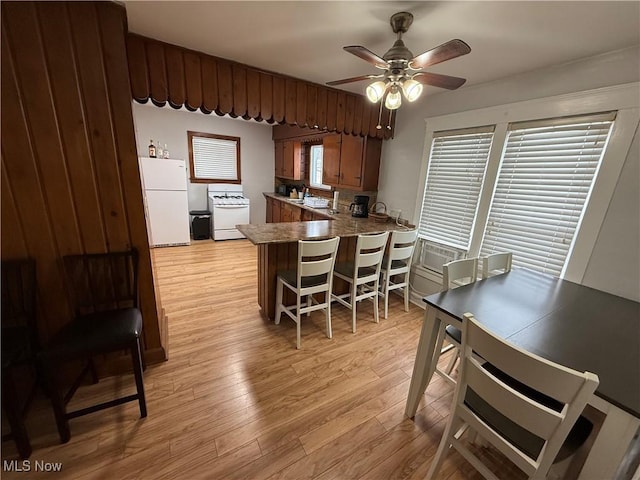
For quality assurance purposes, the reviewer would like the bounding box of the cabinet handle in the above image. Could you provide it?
[355,176,362,180]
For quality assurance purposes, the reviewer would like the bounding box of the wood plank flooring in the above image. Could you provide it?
[2,240,522,479]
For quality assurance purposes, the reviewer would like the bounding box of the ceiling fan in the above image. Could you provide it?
[327,12,471,110]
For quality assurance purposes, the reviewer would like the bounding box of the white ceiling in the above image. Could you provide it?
[124,1,640,98]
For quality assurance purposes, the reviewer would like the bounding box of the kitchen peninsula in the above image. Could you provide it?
[237,193,412,320]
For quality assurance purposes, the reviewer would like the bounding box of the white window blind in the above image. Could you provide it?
[190,134,239,181]
[418,127,494,250]
[480,113,615,276]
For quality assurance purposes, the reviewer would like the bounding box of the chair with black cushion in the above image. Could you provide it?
[379,229,419,319]
[275,237,340,349]
[39,249,147,443]
[427,313,598,479]
[332,232,390,333]
[1,258,39,458]
[434,257,479,386]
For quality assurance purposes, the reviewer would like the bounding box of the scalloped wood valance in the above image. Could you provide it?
[125,34,394,139]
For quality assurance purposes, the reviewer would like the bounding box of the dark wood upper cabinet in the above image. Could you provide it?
[274,140,302,180]
[125,34,394,139]
[322,134,381,191]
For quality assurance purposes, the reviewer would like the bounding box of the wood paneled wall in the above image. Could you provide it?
[126,34,395,139]
[1,2,166,363]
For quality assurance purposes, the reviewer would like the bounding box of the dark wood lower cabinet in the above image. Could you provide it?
[265,196,330,223]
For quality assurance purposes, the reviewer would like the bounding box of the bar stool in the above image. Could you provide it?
[332,232,389,333]
[275,237,340,349]
[379,229,418,319]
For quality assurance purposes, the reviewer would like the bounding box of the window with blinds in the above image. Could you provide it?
[480,112,615,276]
[188,131,241,183]
[418,126,494,250]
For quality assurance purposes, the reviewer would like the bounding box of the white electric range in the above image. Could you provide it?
[207,184,250,240]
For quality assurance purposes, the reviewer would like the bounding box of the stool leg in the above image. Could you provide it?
[131,337,147,418]
[2,369,32,458]
[39,359,70,443]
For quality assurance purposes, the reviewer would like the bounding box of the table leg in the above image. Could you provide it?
[405,306,441,417]
[578,396,640,480]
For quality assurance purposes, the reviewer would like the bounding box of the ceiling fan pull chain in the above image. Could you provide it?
[387,109,394,130]
[376,101,384,130]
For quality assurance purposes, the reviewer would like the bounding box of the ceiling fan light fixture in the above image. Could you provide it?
[385,86,402,110]
[402,78,423,102]
[366,81,387,103]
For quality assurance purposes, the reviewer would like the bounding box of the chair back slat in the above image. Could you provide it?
[455,314,599,473]
[465,315,588,403]
[63,250,138,316]
[442,258,478,291]
[482,252,513,279]
[297,237,340,279]
[389,229,418,246]
[464,358,563,440]
[389,244,414,262]
[354,232,389,272]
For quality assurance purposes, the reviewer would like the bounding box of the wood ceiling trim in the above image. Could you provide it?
[125,33,394,139]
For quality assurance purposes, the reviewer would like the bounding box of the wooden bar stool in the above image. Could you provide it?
[379,229,418,319]
[275,237,340,349]
[332,232,389,333]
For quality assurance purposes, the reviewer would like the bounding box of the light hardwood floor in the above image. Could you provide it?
[2,240,522,479]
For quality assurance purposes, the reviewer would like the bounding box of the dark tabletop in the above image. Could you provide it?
[423,268,640,417]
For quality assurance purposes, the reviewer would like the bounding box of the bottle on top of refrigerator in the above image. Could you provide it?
[157,142,164,159]
[163,144,170,159]
[148,139,156,158]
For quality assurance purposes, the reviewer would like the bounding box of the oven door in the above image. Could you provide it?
[213,204,250,239]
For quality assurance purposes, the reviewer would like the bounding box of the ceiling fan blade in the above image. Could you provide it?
[326,74,384,86]
[413,72,467,90]
[409,39,471,70]
[344,46,389,70]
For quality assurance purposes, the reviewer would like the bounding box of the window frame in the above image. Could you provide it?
[413,83,640,282]
[187,131,241,184]
[308,143,331,190]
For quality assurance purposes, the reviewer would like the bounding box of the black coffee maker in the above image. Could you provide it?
[349,195,369,218]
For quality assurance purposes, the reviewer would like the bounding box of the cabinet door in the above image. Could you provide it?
[272,198,281,222]
[275,141,285,177]
[266,197,273,222]
[322,134,341,186]
[282,141,294,178]
[281,203,292,222]
[302,208,314,221]
[339,134,364,189]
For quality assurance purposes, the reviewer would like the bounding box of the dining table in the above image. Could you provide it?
[404,268,640,479]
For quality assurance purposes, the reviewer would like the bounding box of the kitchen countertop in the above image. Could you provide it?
[236,192,410,245]
[263,192,337,219]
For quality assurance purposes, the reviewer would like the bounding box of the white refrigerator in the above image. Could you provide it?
[139,157,190,247]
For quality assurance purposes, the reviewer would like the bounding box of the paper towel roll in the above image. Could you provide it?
[332,191,339,210]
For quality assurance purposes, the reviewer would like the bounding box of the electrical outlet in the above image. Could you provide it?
[390,209,402,220]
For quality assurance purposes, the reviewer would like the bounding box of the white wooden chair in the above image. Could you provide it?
[482,252,513,279]
[435,257,479,385]
[275,237,340,349]
[332,232,389,333]
[379,229,418,319]
[427,313,599,480]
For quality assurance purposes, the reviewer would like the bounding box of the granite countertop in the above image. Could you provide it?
[262,192,337,219]
[237,193,410,245]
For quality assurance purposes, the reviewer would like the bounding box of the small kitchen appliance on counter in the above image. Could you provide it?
[207,184,250,240]
[349,195,370,218]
